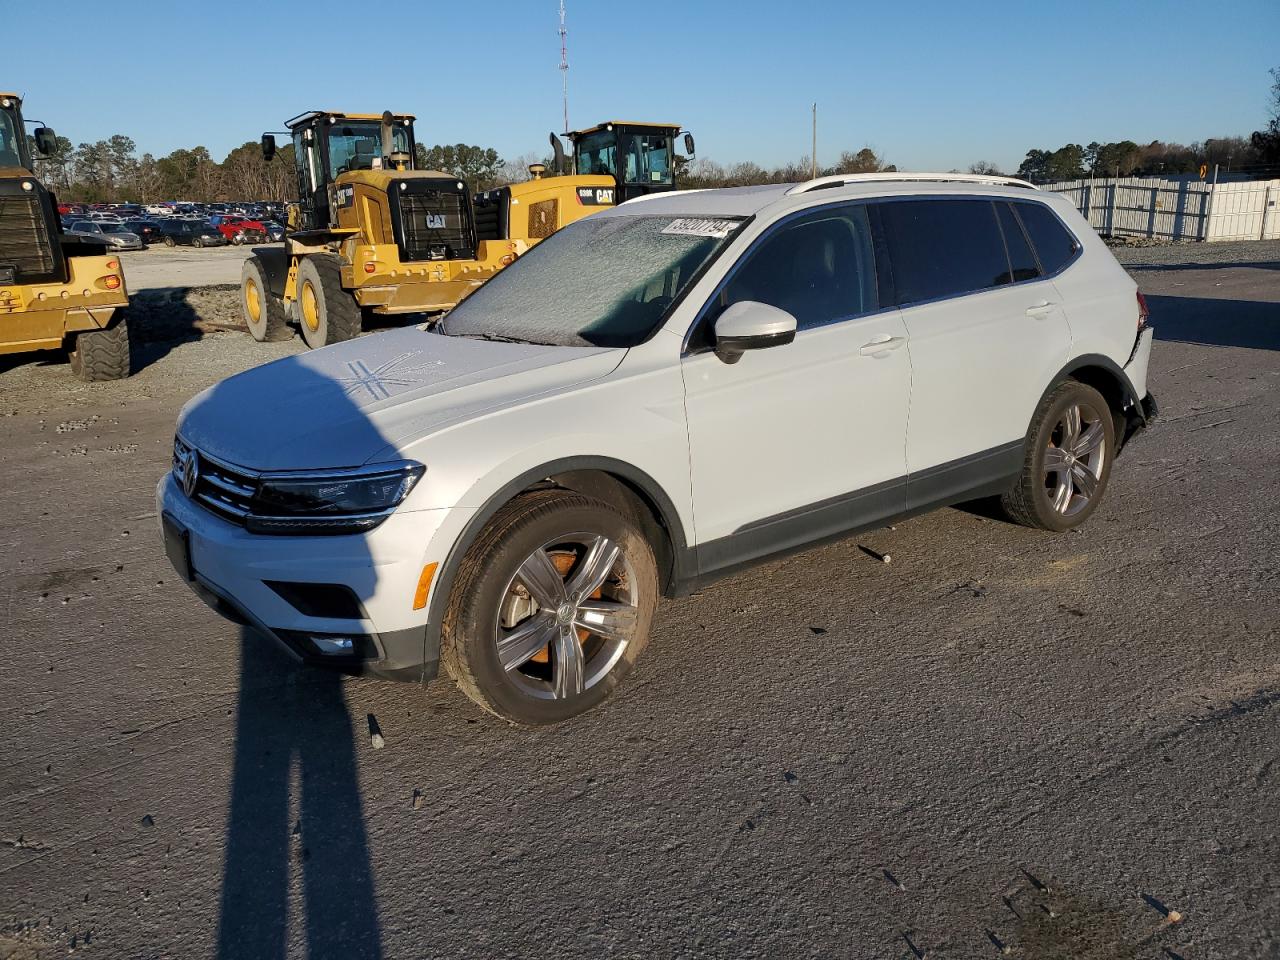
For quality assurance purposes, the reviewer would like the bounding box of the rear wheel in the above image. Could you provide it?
[1002,380,1115,531]
[164,236,176,248]
[68,314,131,382]
[296,254,362,349]
[241,256,291,342]
[441,490,659,725]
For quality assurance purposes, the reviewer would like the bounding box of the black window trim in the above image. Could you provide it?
[681,198,893,357]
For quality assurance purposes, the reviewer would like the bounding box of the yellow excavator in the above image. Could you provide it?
[0,92,131,380]
[243,109,617,348]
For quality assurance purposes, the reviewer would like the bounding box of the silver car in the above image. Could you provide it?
[67,220,145,251]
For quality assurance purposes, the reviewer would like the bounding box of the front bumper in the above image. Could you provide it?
[157,471,455,682]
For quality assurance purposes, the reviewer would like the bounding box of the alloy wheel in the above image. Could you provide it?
[1043,401,1107,516]
[494,534,638,700]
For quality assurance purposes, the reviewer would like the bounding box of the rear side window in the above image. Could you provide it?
[719,204,878,330]
[874,199,1010,305]
[996,203,1040,284]
[1015,202,1080,274]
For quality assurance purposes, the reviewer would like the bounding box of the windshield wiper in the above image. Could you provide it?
[449,331,555,346]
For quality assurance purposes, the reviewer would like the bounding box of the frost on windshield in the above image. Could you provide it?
[443,216,733,348]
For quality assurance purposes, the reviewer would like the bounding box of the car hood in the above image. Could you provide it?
[177,327,624,471]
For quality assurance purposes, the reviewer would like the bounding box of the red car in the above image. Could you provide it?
[216,215,269,245]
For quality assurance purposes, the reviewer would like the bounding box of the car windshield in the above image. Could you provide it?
[441,214,740,348]
[102,224,130,234]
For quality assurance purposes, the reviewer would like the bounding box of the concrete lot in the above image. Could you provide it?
[118,244,252,293]
[0,241,1277,959]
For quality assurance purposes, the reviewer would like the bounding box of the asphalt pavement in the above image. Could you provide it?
[1,241,1277,959]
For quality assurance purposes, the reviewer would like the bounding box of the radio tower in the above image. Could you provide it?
[558,0,569,135]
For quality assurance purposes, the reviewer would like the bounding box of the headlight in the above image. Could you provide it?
[246,461,424,535]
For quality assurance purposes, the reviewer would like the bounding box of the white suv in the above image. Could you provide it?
[159,173,1156,724]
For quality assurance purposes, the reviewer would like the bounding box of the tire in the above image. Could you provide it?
[192,237,203,249]
[241,256,291,342]
[68,314,131,382]
[441,490,660,725]
[1001,380,1116,531]
[295,254,362,349]
[164,236,176,248]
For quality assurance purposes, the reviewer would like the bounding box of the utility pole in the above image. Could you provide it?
[559,1,569,135]
[811,103,817,179]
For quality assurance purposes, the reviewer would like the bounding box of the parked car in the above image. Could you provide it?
[261,220,285,242]
[126,220,165,245]
[216,215,269,245]
[67,220,144,251]
[160,173,1157,725]
[159,220,228,248]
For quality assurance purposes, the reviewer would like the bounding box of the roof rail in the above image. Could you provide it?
[785,172,1038,195]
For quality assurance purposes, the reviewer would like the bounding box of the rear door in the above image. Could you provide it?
[872,197,1073,504]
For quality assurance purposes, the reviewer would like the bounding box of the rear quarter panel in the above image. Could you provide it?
[1043,194,1139,367]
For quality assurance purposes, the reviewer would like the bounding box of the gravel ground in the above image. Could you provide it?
[0,240,1277,959]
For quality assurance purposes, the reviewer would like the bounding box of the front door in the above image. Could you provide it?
[681,203,912,576]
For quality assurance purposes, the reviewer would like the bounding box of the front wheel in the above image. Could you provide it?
[295,254,362,348]
[241,256,291,342]
[1002,380,1116,531]
[441,491,659,725]
[164,236,176,247]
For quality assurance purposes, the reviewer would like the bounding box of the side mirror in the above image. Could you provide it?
[261,134,277,162]
[682,132,696,157]
[549,132,566,175]
[713,300,796,364]
[34,127,57,157]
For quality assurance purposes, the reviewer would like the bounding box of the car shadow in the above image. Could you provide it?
[181,349,408,958]
[1145,294,1280,351]
[216,629,383,960]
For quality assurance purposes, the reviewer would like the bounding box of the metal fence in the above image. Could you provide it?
[1043,176,1280,242]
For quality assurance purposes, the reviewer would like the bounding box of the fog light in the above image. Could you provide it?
[311,636,356,655]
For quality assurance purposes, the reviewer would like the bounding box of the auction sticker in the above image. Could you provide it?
[661,218,737,239]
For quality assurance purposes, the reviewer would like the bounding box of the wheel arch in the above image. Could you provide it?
[422,456,693,670]
[1039,353,1144,450]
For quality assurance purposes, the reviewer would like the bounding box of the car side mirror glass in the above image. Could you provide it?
[261,134,277,162]
[713,300,797,364]
[34,127,57,156]
[549,132,566,175]
[682,132,695,157]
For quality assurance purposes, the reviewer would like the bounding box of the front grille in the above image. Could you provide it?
[174,437,255,526]
[396,188,475,262]
[0,192,57,282]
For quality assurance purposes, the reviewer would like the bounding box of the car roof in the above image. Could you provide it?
[598,173,1050,221]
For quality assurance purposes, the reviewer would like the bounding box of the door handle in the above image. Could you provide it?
[859,335,906,357]
[1026,301,1058,318]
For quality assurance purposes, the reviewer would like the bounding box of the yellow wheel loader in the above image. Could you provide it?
[0,93,131,380]
[243,110,617,349]
[474,121,694,245]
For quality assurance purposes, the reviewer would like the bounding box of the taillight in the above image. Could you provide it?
[1136,291,1150,328]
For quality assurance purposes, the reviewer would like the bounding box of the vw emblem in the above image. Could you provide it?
[181,450,200,497]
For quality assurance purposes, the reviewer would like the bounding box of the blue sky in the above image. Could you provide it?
[7,0,1278,172]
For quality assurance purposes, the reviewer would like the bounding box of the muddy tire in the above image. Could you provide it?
[441,490,659,725]
[296,254,362,349]
[241,256,291,342]
[68,314,131,382]
[1002,380,1116,532]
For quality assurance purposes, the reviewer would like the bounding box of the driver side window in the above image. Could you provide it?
[719,205,878,332]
